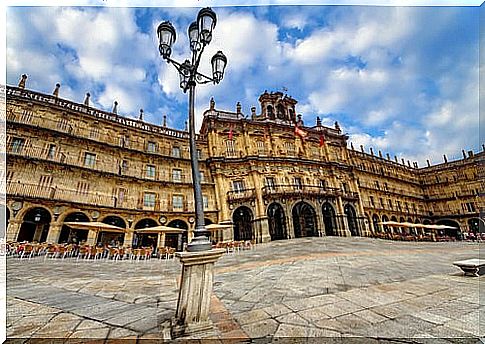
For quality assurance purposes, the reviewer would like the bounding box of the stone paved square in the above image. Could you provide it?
[4,237,485,342]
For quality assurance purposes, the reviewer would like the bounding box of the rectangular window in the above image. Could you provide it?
[47,144,56,159]
[257,141,266,155]
[226,140,236,157]
[203,195,209,210]
[370,196,375,207]
[266,177,276,190]
[319,179,326,188]
[76,181,90,195]
[232,180,245,193]
[146,165,156,179]
[89,127,100,139]
[285,142,295,156]
[197,149,202,160]
[84,152,96,168]
[396,200,401,210]
[39,175,53,188]
[172,169,182,182]
[388,199,393,209]
[117,188,127,206]
[144,192,156,208]
[11,138,25,154]
[200,171,205,183]
[172,146,181,158]
[120,135,129,148]
[294,177,302,190]
[172,195,184,210]
[375,181,380,189]
[342,183,349,193]
[120,160,128,174]
[147,141,157,153]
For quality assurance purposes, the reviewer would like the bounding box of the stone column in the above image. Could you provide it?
[171,249,225,338]
[46,223,62,243]
[6,220,21,242]
[124,231,134,246]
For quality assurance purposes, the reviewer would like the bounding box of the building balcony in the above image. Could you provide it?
[261,184,342,199]
[227,188,256,203]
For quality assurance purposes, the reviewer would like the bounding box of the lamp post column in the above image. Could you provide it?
[187,81,211,252]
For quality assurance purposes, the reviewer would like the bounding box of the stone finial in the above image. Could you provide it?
[468,150,474,158]
[18,74,27,89]
[350,142,354,150]
[462,150,467,159]
[184,121,188,131]
[482,144,485,152]
[443,154,447,163]
[407,160,411,167]
[139,109,144,121]
[378,150,383,158]
[163,115,167,127]
[370,147,374,156]
[53,83,60,97]
[236,102,242,114]
[84,93,90,106]
[360,145,364,153]
[394,156,398,163]
[414,161,419,168]
[386,153,391,160]
[210,97,215,110]
[427,159,431,167]
[112,101,118,114]
[316,116,322,127]
[401,158,405,165]
[334,121,341,132]
[251,106,256,119]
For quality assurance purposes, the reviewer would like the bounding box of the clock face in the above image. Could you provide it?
[159,216,167,224]
[12,201,22,211]
[92,210,100,219]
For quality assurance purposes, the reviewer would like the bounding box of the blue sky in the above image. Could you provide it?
[5,2,481,165]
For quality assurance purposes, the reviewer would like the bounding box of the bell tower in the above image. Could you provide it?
[257,91,297,124]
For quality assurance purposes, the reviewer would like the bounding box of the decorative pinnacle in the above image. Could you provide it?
[53,83,60,97]
[18,74,27,89]
[112,101,118,114]
[84,93,90,106]
[139,109,144,121]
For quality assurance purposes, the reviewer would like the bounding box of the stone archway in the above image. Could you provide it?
[344,204,358,236]
[59,212,90,244]
[372,214,380,233]
[436,219,460,238]
[322,202,337,236]
[233,206,253,241]
[468,218,483,234]
[267,202,287,241]
[98,216,126,245]
[134,218,158,248]
[17,207,51,243]
[167,219,189,251]
[292,201,317,238]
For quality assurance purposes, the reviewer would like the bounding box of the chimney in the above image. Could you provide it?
[112,101,118,114]
[443,154,447,163]
[84,93,90,106]
[427,159,431,167]
[370,148,374,156]
[53,83,60,97]
[18,74,27,89]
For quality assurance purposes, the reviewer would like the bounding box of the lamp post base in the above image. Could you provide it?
[171,248,225,338]
[187,234,212,252]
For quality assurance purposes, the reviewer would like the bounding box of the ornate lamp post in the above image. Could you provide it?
[157,7,227,252]
[157,8,227,337]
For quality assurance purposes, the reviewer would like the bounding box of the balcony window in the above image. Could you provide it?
[84,152,96,168]
[200,171,205,183]
[47,144,56,159]
[294,177,302,190]
[319,179,326,189]
[266,177,275,190]
[226,140,236,157]
[146,165,156,179]
[11,138,24,154]
[172,169,182,182]
[232,180,245,193]
[172,146,181,158]
[144,192,156,208]
[172,195,184,210]
[203,195,209,210]
[257,141,266,155]
[147,141,157,153]
[285,142,295,156]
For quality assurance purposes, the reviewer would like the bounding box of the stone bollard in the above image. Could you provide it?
[171,248,225,338]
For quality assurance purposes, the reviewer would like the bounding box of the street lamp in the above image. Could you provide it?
[157,7,227,252]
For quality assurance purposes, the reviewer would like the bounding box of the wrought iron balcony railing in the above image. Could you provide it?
[227,188,256,202]
[262,184,341,198]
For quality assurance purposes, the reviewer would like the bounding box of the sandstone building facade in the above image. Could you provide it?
[4,79,484,249]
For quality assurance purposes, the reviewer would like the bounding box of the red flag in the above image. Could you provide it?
[294,125,307,140]
[319,134,325,147]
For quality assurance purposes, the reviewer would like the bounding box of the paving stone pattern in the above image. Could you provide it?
[5,237,485,342]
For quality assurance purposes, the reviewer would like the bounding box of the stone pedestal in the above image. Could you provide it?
[171,248,225,338]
